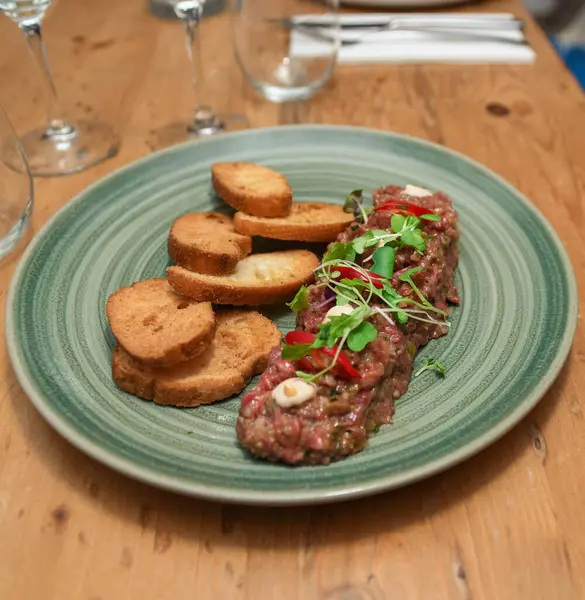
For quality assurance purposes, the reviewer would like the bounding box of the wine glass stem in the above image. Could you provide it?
[21,22,73,136]
[175,1,220,131]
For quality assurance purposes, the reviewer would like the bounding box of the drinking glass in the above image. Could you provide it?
[149,0,226,20]
[0,1,120,177]
[234,0,340,103]
[0,104,33,260]
[151,0,248,149]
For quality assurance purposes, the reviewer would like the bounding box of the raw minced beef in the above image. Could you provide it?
[236,185,460,466]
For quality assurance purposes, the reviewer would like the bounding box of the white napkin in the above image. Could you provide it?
[290,13,536,64]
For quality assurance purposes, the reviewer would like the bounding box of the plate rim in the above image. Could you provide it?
[5,124,579,505]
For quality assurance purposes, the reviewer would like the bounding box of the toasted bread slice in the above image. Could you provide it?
[233,202,354,242]
[211,162,293,218]
[168,212,252,275]
[112,310,281,407]
[167,250,319,306]
[106,278,215,368]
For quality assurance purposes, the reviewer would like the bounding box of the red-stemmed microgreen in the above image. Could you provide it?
[343,189,371,224]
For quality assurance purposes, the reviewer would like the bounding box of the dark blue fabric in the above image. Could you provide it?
[552,38,585,91]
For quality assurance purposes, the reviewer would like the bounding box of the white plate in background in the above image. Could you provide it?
[341,0,475,7]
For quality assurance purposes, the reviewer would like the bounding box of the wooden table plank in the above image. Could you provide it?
[1,0,585,599]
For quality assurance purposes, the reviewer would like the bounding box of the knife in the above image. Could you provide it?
[272,14,528,46]
[270,15,526,32]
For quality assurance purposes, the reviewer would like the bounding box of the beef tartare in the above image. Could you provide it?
[236,184,460,465]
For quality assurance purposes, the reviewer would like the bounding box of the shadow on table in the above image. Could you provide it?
[4,355,572,553]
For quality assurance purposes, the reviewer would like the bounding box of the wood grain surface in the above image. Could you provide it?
[1,1,585,599]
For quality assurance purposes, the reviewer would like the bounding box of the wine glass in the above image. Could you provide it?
[151,0,248,150]
[0,1,120,177]
[0,104,33,260]
[234,0,340,103]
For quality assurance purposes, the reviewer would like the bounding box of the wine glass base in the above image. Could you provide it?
[149,113,249,151]
[4,120,120,177]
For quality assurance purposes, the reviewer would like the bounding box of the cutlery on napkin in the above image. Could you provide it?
[288,13,536,64]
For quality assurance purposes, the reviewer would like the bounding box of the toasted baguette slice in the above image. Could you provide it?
[167,250,319,306]
[112,310,281,407]
[211,162,292,218]
[106,278,215,368]
[233,202,355,242]
[168,212,252,275]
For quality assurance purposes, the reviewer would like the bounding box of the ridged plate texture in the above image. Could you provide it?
[6,125,578,505]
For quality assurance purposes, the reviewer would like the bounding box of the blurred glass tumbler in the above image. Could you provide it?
[234,0,340,103]
[149,0,226,19]
[0,105,33,260]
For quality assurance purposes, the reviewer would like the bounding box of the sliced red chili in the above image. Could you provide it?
[375,199,429,217]
[284,331,316,345]
[296,356,317,372]
[309,349,330,371]
[319,347,361,379]
[333,266,385,289]
[284,331,361,379]
[311,349,353,380]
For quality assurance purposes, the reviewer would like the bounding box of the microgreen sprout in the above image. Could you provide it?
[293,329,353,384]
[287,285,309,312]
[397,268,448,317]
[316,262,448,328]
[421,213,441,222]
[371,246,395,278]
[343,189,370,224]
[414,358,446,378]
[287,187,450,384]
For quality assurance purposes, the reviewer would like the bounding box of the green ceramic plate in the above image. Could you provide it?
[6,125,577,505]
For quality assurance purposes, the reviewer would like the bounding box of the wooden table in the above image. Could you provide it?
[1,1,584,598]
